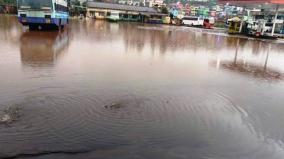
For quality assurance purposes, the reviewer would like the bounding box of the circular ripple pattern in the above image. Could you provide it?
[0,89,260,157]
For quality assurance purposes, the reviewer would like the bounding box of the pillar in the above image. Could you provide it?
[239,7,246,33]
[271,5,279,36]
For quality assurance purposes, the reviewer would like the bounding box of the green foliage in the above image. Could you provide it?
[0,0,17,5]
[69,0,87,16]
[161,6,168,14]
[71,0,81,6]
[139,2,144,7]
[82,1,87,7]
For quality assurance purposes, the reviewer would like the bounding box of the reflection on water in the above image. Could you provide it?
[0,15,22,42]
[213,38,284,80]
[83,20,225,54]
[20,31,69,67]
[1,15,284,159]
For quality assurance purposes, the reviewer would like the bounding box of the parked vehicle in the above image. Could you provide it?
[228,17,241,34]
[203,18,214,29]
[182,16,204,27]
[17,0,69,30]
[106,11,121,22]
[79,14,84,20]
[245,20,277,39]
[248,21,271,32]
[146,14,169,24]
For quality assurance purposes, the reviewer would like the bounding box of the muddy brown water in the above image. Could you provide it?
[1,15,284,159]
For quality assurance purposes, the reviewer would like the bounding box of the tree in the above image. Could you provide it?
[71,0,81,6]
[153,4,159,10]
[161,6,168,14]
[0,0,17,5]
[70,0,80,16]
[82,1,87,7]
[69,0,87,16]
[139,2,144,6]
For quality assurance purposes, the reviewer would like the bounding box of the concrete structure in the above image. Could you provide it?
[218,0,284,37]
[86,1,158,20]
[117,0,164,7]
[146,0,164,7]
[218,0,284,36]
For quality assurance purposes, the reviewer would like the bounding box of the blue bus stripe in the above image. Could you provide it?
[18,17,68,26]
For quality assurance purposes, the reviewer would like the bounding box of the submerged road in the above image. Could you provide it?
[0,15,284,159]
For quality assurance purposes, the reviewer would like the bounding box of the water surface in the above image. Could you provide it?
[1,15,284,159]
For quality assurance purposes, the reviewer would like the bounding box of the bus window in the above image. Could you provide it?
[18,0,52,9]
[183,17,198,21]
[55,3,68,12]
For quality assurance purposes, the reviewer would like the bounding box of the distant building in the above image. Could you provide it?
[86,1,170,24]
[86,1,157,19]
[146,0,164,7]
[117,0,145,6]
[118,0,130,5]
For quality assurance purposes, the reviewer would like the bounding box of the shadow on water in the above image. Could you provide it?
[20,30,70,67]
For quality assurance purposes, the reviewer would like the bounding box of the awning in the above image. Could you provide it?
[140,12,168,16]
[228,17,241,22]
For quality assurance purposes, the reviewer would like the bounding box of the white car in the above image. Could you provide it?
[248,21,272,32]
[182,16,204,27]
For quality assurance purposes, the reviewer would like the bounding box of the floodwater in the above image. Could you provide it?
[1,15,284,159]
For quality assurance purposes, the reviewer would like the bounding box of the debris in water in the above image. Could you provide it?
[1,114,11,122]
[0,106,21,125]
[104,103,122,109]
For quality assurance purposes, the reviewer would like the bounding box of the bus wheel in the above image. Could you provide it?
[29,24,37,30]
[58,19,62,30]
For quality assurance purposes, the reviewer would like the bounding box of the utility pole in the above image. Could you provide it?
[271,5,279,37]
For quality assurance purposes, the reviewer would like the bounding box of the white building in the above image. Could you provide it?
[145,0,164,7]
[117,0,164,7]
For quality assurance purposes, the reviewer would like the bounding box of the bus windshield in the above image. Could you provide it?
[18,0,52,9]
[183,17,198,21]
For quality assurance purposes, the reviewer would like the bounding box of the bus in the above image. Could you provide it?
[182,16,204,27]
[17,0,69,30]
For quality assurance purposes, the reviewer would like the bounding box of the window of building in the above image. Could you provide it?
[99,12,105,16]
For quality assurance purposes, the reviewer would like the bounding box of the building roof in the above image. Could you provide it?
[86,1,158,13]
